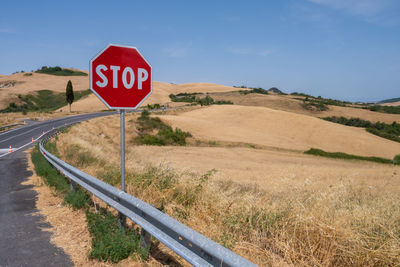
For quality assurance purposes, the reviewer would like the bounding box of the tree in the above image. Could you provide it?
[66,80,74,112]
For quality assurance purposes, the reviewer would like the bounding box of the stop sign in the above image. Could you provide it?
[90,44,152,109]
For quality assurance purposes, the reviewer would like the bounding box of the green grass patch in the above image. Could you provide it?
[1,89,92,113]
[304,148,396,164]
[31,144,69,193]
[86,209,148,263]
[31,144,92,207]
[35,66,87,76]
[64,188,91,210]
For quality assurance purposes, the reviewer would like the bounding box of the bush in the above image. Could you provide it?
[35,66,87,76]
[393,155,400,165]
[323,116,400,143]
[135,111,192,146]
[302,100,328,111]
[364,105,400,114]
[169,93,232,106]
[305,148,393,164]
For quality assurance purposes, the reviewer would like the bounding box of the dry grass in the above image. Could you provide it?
[50,112,400,266]
[160,105,400,158]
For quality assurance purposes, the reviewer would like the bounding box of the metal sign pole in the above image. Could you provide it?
[119,109,126,226]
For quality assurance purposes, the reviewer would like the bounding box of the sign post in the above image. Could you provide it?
[90,44,152,226]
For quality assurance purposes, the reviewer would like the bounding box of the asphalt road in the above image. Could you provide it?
[0,111,117,266]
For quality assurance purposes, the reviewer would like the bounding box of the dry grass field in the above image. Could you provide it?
[161,105,400,158]
[212,92,400,123]
[50,108,400,266]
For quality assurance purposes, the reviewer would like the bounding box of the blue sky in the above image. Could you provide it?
[0,0,399,102]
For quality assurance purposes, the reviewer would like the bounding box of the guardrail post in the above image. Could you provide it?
[70,181,77,191]
[140,228,151,251]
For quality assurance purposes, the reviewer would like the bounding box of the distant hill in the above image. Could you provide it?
[267,87,285,95]
[378,97,400,104]
[233,85,285,95]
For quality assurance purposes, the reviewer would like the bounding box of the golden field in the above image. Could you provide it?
[49,106,400,266]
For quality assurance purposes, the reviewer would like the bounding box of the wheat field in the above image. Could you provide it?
[51,108,400,266]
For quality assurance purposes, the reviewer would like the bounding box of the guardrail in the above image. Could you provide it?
[39,131,257,267]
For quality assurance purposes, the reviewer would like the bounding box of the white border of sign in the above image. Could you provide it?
[89,43,153,110]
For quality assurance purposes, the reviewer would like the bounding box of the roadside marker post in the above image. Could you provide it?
[90,44,152,227]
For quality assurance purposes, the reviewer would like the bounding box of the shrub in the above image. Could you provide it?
[302,100,328,111]
[394,155,400,165]
[323,116,400,143]
[135,111,192,146]
[364,105,400,114]
[35,66,87,76]
[305,148,393,164]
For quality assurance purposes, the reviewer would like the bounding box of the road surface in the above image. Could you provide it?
[0,112,116,266]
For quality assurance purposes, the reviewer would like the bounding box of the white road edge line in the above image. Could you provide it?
[0,131,48,159]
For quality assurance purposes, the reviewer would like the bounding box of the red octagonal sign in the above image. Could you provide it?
[90,44,152,109]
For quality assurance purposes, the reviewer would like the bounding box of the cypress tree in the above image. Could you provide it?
[66,80,74,112]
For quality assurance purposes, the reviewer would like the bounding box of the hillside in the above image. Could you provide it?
[0,70,242,112]
[378,97,400,104]
[211,92,400,123]
[56,81,242,112]
[160,105,400,158]
[0,71,89,109]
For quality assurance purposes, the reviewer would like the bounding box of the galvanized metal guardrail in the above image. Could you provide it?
[39,131,257,267]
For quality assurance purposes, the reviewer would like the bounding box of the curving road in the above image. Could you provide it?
[0,111,117,266]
